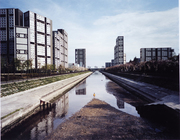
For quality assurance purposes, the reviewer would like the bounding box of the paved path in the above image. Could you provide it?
[102,72,180,111]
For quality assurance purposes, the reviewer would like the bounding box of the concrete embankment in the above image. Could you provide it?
[1,72,92,135]
[102,72,180,129]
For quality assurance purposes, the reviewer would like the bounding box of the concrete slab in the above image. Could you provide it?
[102,72,179,111]
[1,72,92,131]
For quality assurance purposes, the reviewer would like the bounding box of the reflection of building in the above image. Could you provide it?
[55,93,69,118]
[76,89,86,95]
[75,81,86,95]
[75,49,86,68]
[140,47,174,62]
[24,11,53,68]
[116,98,124,109]
[114,36,124,65]
[53,29,68,68]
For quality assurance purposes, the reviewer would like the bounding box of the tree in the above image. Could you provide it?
[14,58,21,71]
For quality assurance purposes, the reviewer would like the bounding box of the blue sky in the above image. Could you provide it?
[1,0,179,68]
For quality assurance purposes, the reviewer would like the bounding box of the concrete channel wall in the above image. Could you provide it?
[1,72,92,135]
[102,72,180,129]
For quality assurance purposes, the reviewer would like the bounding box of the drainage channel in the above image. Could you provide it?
[2,71,175,140]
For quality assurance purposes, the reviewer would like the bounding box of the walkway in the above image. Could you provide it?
[102,72,180,111]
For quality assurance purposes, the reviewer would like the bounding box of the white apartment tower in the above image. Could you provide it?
[52,29,68,68]
[59,29,68,68]
[114,36,124,65]
[24,11,53,69]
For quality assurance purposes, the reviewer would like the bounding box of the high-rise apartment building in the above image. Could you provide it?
[75,49,86,68]
[59,29,68,68]
[114,36,124,65]
[140,47,174,62]
[52,29,68,68]
[24,11,52,69]
[0,8,28,66]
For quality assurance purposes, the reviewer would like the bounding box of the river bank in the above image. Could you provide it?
[1,72,92,136]
[45,98,177,140]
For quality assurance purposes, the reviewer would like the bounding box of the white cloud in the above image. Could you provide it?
[91,7,179,63]
[22,1,179,68]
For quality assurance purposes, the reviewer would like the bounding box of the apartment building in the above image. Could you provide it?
[52,29,68,68]
[24,11,53,69]
[75,49,86,68]
[59,29,68,68]
[114,36,124,65]
[0,8,29,66]
[140,47,174,62]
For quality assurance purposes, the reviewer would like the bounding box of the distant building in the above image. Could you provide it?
[124,53,126,64]
[58,29,68,68]
[140,47,174,62]
[111,59,114,66]
[53,29,68,68]
[0,8,27,66]
[105,62,112,68]
[75,49,86,68]
[24,11,53,69]
[114,36,124,65]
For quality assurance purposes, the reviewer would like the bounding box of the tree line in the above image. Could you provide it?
[105,56,179,77]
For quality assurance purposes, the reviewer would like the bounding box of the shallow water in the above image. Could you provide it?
[2,71,147,140]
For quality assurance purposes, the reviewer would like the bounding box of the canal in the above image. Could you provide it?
[2,71,163,140]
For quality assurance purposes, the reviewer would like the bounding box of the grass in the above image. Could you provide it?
[1,108,23,120]
[1,71,90,97]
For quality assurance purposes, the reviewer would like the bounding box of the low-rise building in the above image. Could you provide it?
[140,47,174,62]
[105,62,112,68]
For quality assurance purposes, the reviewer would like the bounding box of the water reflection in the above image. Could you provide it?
[2,94,69,140]
[116,98,124,109]
[2,71,147,140]
[76,81,86,95]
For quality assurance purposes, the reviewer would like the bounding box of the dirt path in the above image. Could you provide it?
[45,98,175,140]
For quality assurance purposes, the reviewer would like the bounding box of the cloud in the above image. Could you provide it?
[92,7,179,62]
[5,0,177,68]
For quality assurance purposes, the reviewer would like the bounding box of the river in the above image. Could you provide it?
[2,71,148,140]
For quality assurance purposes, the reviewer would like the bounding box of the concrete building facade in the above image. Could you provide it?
[114,36,124,65]
[75,49,86,68]
[59,29,68,68]
[0,8,27,65]
[140,47,174,62]
[24,11,53,69]
[105,62,112,68]
[52,29,68,68]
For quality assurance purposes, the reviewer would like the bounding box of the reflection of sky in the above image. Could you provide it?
[67,71,140,117]
[4,71,140,140]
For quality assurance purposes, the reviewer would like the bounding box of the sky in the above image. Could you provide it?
[1,0,179,68]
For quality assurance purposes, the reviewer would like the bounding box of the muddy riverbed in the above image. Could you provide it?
[45,98,175,140]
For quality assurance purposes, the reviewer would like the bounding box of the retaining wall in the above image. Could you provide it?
[1,72,92,135]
